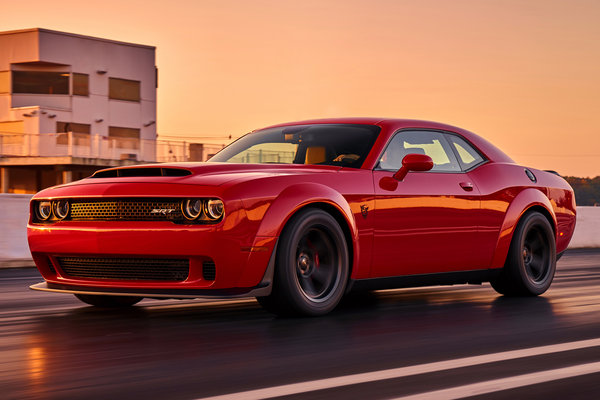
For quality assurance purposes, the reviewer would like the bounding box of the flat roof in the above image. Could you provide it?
[0,28,155,50]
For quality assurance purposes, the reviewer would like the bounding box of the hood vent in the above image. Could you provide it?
[92,167,192,178]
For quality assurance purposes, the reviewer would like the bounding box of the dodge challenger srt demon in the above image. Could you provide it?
[28,118,576,316]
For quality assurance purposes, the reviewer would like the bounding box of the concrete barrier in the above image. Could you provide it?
[0,194,33,265]
[0,194,597,267]
[568,206,600,249]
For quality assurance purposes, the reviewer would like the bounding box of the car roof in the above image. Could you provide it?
[260,118,514,165]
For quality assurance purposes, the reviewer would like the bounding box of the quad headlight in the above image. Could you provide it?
[182,199,203,220]
[36,200,69,220]
[37,201,52,220]
[205,199,224,220]
[33,198,224,224]
[181,198,224,221]
[53,199,70,219]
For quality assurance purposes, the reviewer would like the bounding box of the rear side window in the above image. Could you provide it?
[446,135,485,170]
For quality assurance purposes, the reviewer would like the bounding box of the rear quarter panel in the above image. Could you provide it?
[468,162,576,269]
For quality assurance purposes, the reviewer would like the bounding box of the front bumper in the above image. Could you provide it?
[28,220,277,295]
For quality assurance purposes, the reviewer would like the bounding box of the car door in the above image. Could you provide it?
[371,129,485,277]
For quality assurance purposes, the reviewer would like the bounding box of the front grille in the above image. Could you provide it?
[47,257,57,275]
[57,257,189,281]
[202,261,216,281]
[70,199,183,221]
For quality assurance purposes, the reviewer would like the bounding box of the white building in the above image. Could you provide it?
[0,28,158,193]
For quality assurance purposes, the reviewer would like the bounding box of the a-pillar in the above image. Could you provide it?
[62,170,73,184]
[0,167,8,193]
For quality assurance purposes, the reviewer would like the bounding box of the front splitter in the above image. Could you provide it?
[30,281,271,299]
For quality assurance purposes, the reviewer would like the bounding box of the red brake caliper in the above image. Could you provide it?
[307,238,320,269]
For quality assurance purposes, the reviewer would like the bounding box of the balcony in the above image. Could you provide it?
[0,132,223,164]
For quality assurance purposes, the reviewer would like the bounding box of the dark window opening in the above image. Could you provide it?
[109,78,140,102]
[109,126,140,150]
[56,122,91,134]
[56,122,91,146]
[12,71,69,95]
[73,73,89,96]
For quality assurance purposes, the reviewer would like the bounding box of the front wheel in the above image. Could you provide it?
[257,208,349,316]
[74,294,143,307]
[491,211,556,296]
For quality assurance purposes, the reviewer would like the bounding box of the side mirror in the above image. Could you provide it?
[393,153,434,181]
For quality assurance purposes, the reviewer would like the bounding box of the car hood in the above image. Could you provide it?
[37,163,343,196]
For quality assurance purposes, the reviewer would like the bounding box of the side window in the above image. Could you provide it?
[378,130,461,172]
[446,135,485,170]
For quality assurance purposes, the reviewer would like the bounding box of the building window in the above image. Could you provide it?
[56,122,91,146]
[12,71,69,95]
[109,126,140,149]
[109,78,140,102]
[73,73,89,96]
[57,122,91,134]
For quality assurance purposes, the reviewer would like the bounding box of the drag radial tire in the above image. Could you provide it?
[491,211,556,296]
[257,208,349,316]
[74,294,143,307]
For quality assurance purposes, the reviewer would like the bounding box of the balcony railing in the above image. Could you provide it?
[0,132,226,163]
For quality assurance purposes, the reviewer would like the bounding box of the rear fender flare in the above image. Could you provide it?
[490,188,557,269]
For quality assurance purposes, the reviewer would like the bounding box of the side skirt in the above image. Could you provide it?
[350,269,502,292]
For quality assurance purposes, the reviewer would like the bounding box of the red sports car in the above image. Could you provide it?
[28,118,576,316]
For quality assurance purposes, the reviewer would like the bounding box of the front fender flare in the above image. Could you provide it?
[490,188,557,269]
[255,183,359,275]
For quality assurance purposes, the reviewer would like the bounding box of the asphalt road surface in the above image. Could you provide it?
[2,249,600,400]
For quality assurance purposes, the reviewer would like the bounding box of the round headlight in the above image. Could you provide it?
[183,199,203,220]
[205,199,224,220]
[53,199,70,219]
[37,201,52,220]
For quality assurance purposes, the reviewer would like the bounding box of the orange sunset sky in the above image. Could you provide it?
[4,0,600,177]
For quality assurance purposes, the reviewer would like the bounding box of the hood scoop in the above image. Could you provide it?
[92,167,192,178]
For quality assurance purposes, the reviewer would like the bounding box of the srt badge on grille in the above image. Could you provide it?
[151,208,177,215]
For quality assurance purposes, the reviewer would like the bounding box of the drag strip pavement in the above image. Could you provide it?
[197,338,600,400]
[2,249,600,400]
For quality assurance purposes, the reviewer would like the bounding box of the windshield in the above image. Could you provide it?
[209,124,380,168]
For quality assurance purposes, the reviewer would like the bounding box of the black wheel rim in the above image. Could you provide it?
[522,224,550,284]
[294,226,341,302]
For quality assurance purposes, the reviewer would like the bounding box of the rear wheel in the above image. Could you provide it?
[74,294,143,307]
[491,211,556,296]
[257,208,349,316]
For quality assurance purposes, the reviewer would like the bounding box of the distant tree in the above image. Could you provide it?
[564,176,600,206]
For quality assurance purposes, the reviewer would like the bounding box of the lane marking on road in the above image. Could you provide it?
[195,338,600,400]
[392,361,600,400]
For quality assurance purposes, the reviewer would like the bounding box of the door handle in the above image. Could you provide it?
[459,182,474,191]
